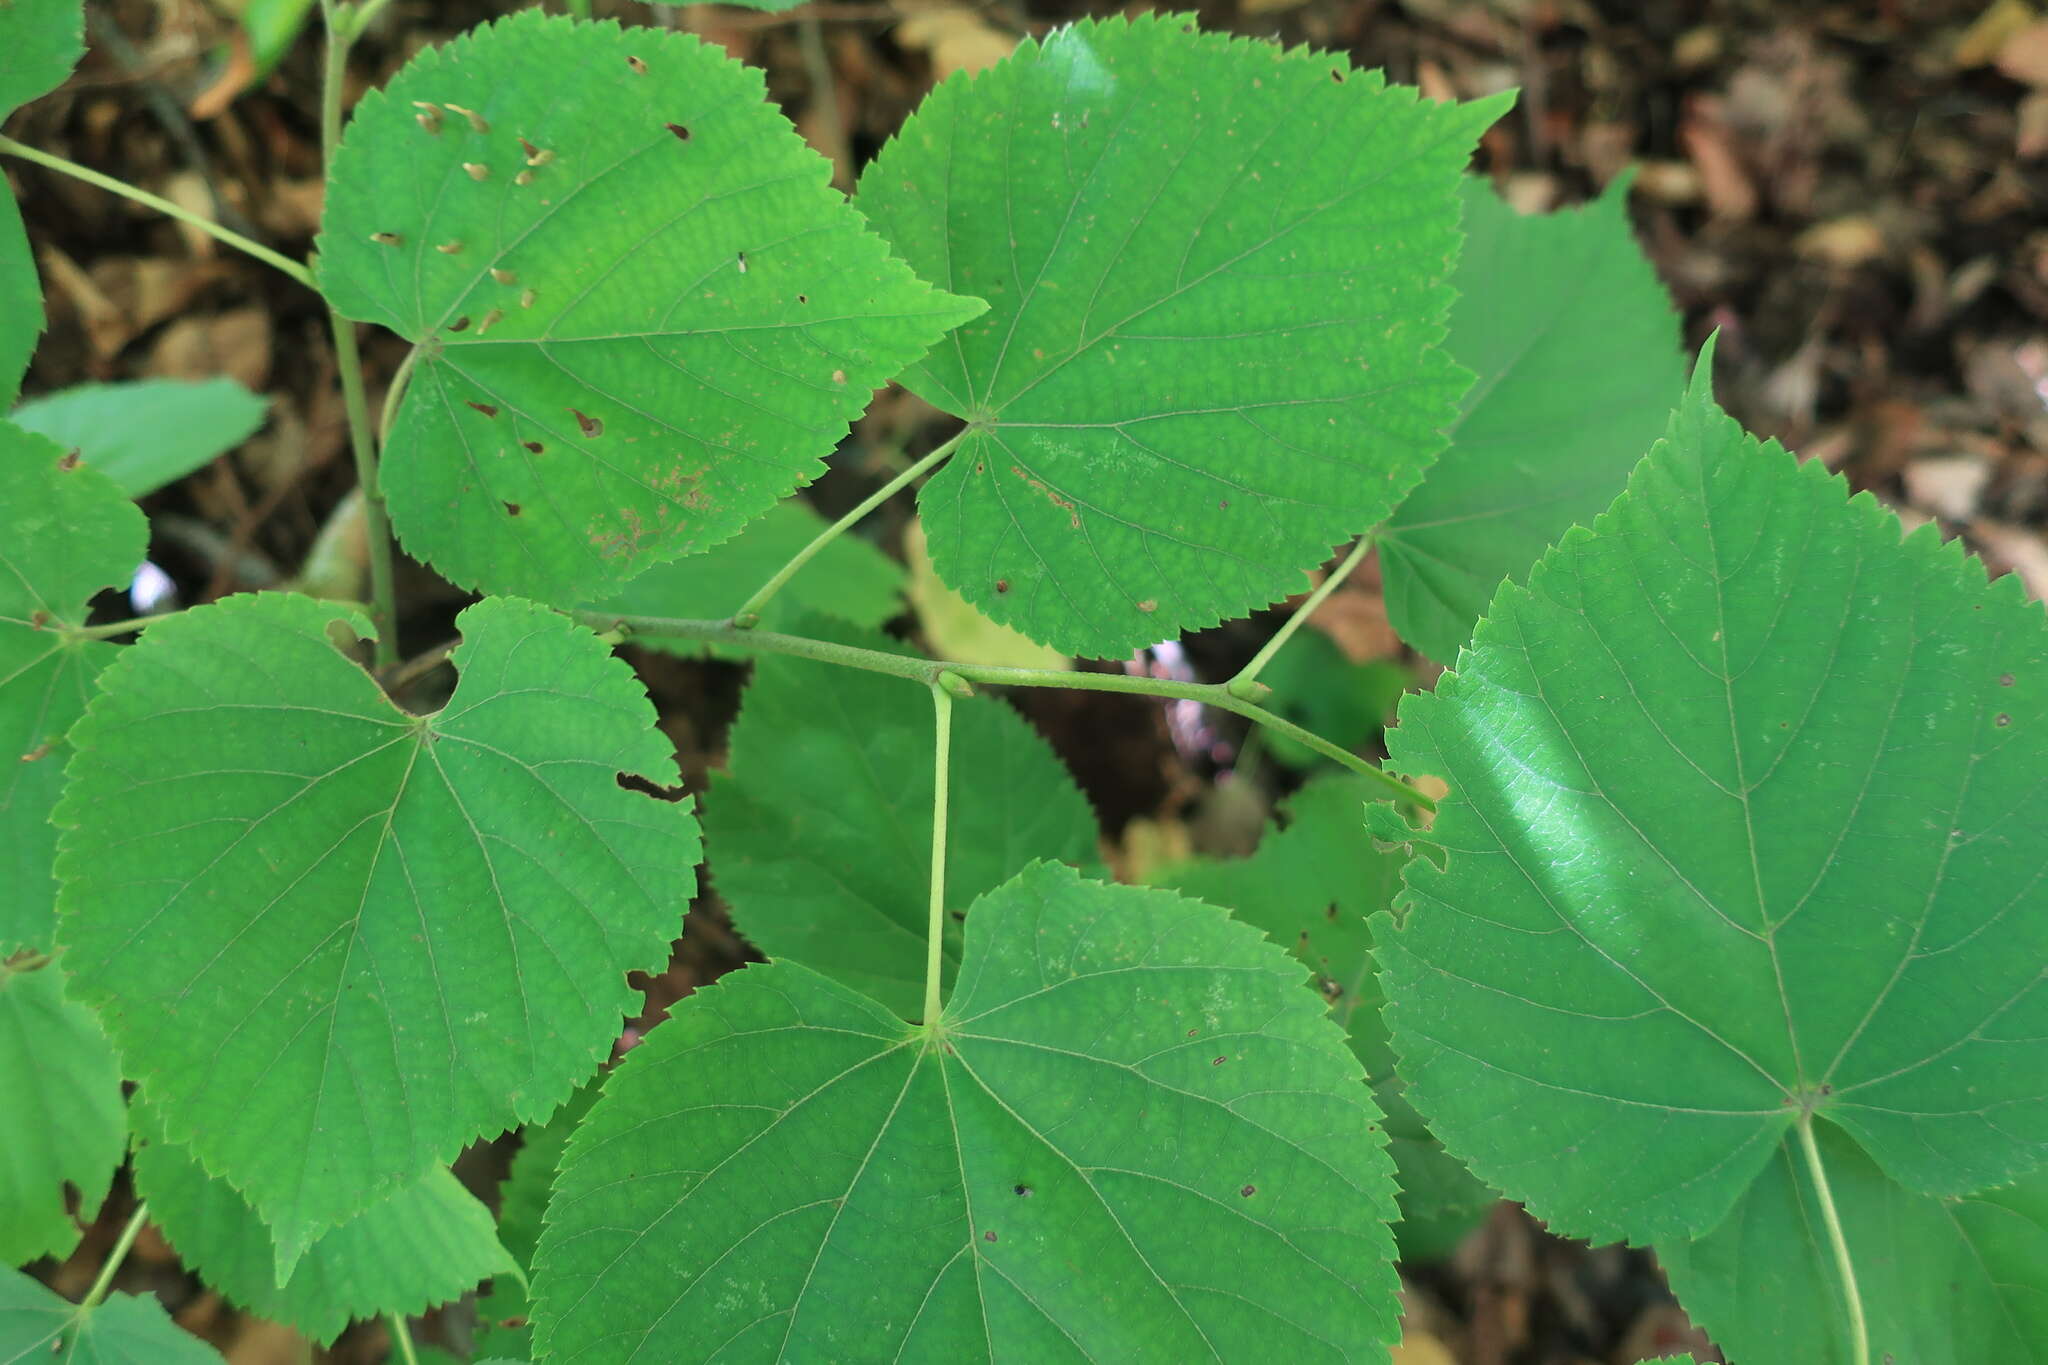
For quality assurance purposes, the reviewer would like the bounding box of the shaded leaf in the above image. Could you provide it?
[583,498,903,651]
[133,1104,516,1345]
[858,15,1506,657]
[1152,777,1492,1259]
[903,519,1068,670]
[318,12,981,602]
[56,593,699,1275]
[0,421,147,953]
[471,1082,601,1363]
[0,966,125,1268]
[1376,350,2048,1317]
[0,1269,222,1365]
[1658,1127,2048,1365]
[1378,176,1684,663]
[11,379,270,498]
[703,622,1098,1018]
[533,862,1400,1363]
[0,187,39,409]
[1253,631,1407,770]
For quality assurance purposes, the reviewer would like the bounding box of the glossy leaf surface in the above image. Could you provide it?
[533,862,1400,1363]
[0,421,146,952]
[56,593,699,1273]
[859,16,1505,656]
[1378,177,1683,663]
[703,624,1098,1018]
[319,12,980,602]
[11,379,270,498]
[1377,358,2048,1274]
[0,966,124,1267]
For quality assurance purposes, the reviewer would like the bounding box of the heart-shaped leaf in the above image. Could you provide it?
[1376,350,2048,1357]
[857,15,1507,657]
[533,861,1400,1362]
[318,12,980,603]
[56,593,699,1275]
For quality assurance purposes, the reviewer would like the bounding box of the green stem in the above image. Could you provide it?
[730,431,965,627]
[378,346,422,445]
[79,1204,149,1311]
[922,680,955,1026]
[1796,1113,1870,1365]
[385,1312,421,1365]
[1226,534,1373,700]
[340,0,400,40]
[63,614,175,642]
[319,0,399,669]
[575,611,1434,810]
[0,135,314,286]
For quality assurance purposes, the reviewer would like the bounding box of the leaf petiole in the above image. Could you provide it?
[922,680,954,1026]
[385,1311,421,1365]
[78,1203,150,1311]
[1795,1114,1870,1365]
[1225,534,1374,700]
[729,430,966,629]
[579,610,1434,811]
[0,135,314,287]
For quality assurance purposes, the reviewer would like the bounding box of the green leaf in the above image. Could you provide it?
[471,1082,600,1362]
[1658,1127,2048,1365]
[903,519,1069,671]
[1151,777,1492,1259]
[11,380,270,498]
[0,421,147,953]
[0,188,40,409]
[702,623,1098,1019]
[1375,352,2048,1262]
[0,966,125,1268]
[533,862,1401,1363]
[0,0,83,116]
[0,1269,222,1365]
[1377,176,1684,663]
[583,498,903,651]
[55,592,699,1275]
[132,1105,517,1345]
[856,15,1506,658]
[1253,631,1408,770]
[318,12,981,603]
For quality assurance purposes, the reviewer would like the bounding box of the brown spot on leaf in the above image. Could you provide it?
[514,170,535,187]
[831,369,847,385]
[667,123,692,141]
[1240,1184,1256,1197]
[2001,672,2016,686]
[491,267,518,286]
[56,450,80,471]
[523,440,544,454]
[466,401,499,418]
[1013,1184,1032,1197]
[995,579,1010,594]
[21,741,54,763]
[464,162,490,181]
[436,240,464,255]
[502,500,522,516]
[627,54,647,74]
[983,1230,997,1242]
[618,772,689,802]
[572,408,603,437]
[445,102,489,133]
[369,231,402,246]
[1211,1056,1227,1066]
[1136,599,1157,613]
[448,316,472,332]
[1996,713,2012,727]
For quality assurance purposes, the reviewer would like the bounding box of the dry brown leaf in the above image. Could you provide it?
[146,308,272,391]
[2019,90,2048,156]
[1391,1329,1458,1365]
[894,4,1015,80]
[1999,18,2048,85]
[1679,98,1757,220]
[1956,0,2038,67]
[1794,215,1886,268]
